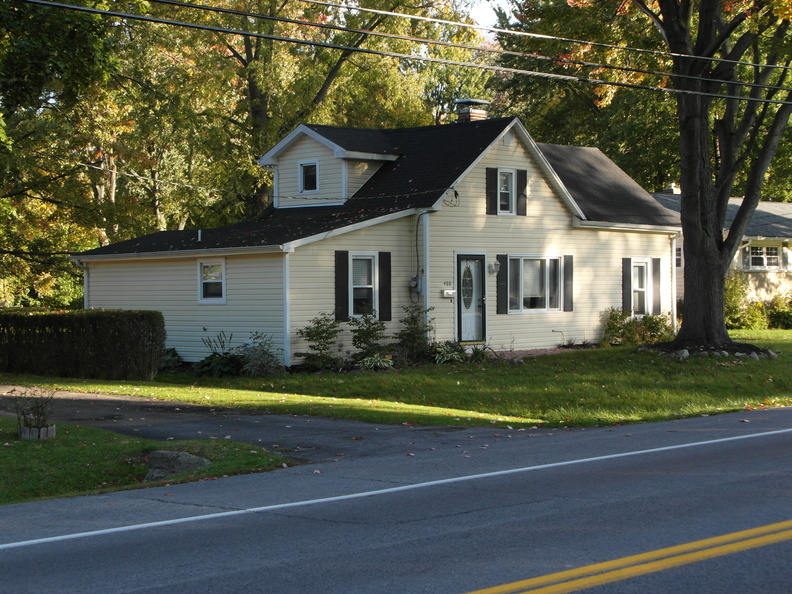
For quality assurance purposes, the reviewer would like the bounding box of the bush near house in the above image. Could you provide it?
[0,309,165,380]
[600,308,675,345]
[722,271,792,330]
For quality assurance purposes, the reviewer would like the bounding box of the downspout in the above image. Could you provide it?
[419,210,433,335]
[670,234,678,331]
[282,251,291,367]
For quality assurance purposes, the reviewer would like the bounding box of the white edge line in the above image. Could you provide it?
[3,427,792,551]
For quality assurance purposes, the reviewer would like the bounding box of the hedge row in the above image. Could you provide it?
[0,309,165,380]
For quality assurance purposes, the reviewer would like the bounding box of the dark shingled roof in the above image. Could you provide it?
[537,143,680,227]
[76,118,678,258]
[653,193,792,238]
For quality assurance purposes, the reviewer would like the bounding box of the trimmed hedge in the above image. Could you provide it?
[0,309,165,380]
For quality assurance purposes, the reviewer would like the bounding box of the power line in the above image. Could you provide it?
[15,0,792,106]
[143,0,792,99]
[298,0,792,74]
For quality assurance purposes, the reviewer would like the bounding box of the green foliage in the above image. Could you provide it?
[348,313,388,359]
[355,353,395,371]
[600,308,675,345]
[433,341,467,364]
[724,272,750,329]
[239,333,284,377]
[159,347,184,373]
[741,301,770,331]
[392,304,435,364]
[767,294,792,329]
[0,308,165,380]
[296,312,342,370]
[196,331,244,377]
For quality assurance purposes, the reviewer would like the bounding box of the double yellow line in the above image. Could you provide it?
[467,519,792,593]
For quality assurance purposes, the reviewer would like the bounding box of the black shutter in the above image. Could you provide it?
[496,254,509,314]
[378,252,392,321]
[622,258,631,312]
[486,168,498,215]
[563,255,573,311]
[335,251,349,322]
[652,257,661,314]
[516,169,527,216]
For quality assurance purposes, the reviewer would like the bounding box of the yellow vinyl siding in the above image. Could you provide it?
[346,160,383,197]
[425,135,674,350]
[287,218,415,360]
[277,137,343,207]
[86,255,285,362]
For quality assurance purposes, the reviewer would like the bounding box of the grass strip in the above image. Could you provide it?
[0,419,286,506]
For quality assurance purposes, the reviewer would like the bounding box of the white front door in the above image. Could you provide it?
[458,256,485,342]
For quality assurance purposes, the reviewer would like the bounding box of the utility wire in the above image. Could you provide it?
[144,0,792,97]
[298,0,792,74]
[15,0,792,106]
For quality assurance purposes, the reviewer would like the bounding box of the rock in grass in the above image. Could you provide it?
[145,450,211,481]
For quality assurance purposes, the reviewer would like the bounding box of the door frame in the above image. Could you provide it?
[456,254,487,343]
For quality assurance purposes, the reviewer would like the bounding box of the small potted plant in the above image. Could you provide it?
[12,387,56,440]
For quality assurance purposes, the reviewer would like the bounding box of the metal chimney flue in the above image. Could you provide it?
[454,98,490,122]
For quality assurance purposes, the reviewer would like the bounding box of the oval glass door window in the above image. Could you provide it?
[462,265,474,309]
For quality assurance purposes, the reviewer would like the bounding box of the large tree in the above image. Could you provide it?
[501,0,792,349]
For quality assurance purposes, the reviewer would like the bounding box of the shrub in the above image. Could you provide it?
[355,353,394,371]
[767,294,792,329]
[724,271,750,329]
[433,341,467,364]
[348,313,387,359]
[741,301,769,330]
[392,304,434,364]
[196,331,244,377]
[159,348,184,373]
[295,312,342,370]
[239,333,283,377]
[0,308,165,380]
[601,308,675,345]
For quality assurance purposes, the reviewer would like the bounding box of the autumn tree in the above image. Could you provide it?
[501,0,792,349]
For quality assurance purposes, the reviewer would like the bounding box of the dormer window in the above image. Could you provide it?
[299,161,318,193]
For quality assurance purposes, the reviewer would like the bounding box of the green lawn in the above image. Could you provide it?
[0,418,286,506]
[4,330,791,429]
[2,330,790,505]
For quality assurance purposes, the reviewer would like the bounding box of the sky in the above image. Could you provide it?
[468,0,512,28]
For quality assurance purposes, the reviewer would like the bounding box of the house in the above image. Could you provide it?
[654,192,792,301]
[72,114,680,366]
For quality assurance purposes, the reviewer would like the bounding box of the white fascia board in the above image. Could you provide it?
[258,125,398,165]
[344,151,399,161]
[70,244,288,263]
[283,209,422,251]
[573,219,681,234]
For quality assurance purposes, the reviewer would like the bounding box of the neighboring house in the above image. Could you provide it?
[72,115,680,365]
[654,193,792,301]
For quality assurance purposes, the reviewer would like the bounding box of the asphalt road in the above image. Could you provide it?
[1,390,792,593]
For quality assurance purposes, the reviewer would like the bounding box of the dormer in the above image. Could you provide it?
[258,124,399,209]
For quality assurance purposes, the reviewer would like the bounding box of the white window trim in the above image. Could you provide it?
[630,258,651,316]
[198,259,227,305]
[508,255,563,313]
[498,168,516,215]
[349,252,378,318]
[747,244,781,270]
[299,160,319,194]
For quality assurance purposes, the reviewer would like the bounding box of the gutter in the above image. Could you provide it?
[69,244,287,263]
[573,218,681,234]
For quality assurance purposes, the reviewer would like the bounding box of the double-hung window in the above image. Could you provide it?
[498,169,515,214]
[351,255,377,316]
[199,260,226,304]
[299,161,318,193]
[508,256,562,311]
[750,245,780,268]
[631,261,648,315]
